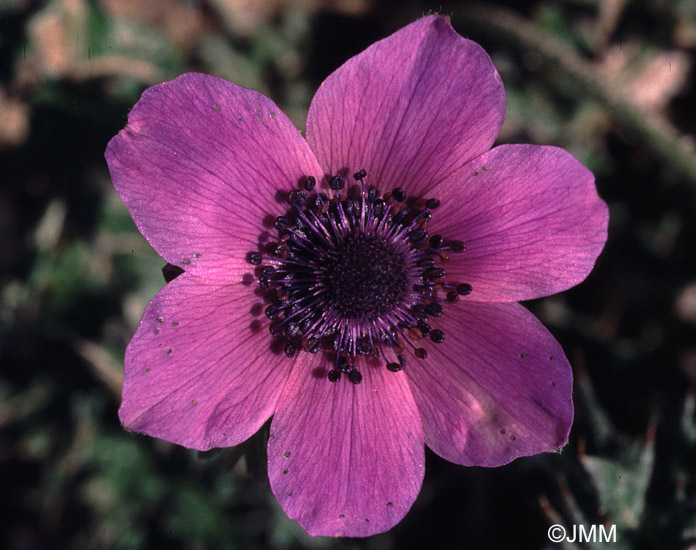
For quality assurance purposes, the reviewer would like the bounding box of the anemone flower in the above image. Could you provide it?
[105,15,608,537]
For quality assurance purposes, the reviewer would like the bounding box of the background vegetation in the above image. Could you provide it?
[2,0,696,548]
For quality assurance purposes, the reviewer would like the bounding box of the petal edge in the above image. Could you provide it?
[306,15,505,197]
[430,144,609,301]
[406,301,573,467]
[268,358,424,537]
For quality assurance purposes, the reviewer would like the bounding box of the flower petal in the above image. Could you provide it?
[268,359,424,537]
[430,144,609,301]
[106,72,322,281]
[306,15,504,197]
[406,301,573,467]
[119,274,292,450]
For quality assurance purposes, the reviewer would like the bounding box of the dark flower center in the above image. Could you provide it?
[323,234,408,321]
[247,170,472,384]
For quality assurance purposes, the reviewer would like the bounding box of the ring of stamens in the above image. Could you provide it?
[248,170,472,384]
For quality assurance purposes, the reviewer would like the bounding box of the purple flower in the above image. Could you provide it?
[105,15,608,537]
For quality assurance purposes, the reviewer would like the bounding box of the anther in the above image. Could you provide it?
[383,329,398,346]
[429,234,443,249]
[356,338,370,356]
[417,321,431,336]
[392,209,408,226]
[415,348,428,359]
[411,305,428,320]
[413,284,432,297]
[299,317,313,333]
[307,336,321,353]
[429,329,445,344]
[423,267,445,280]
[265,305,280,319]
[450,240,466,252]
[296,190,309,206]
[457,283,473,296]
[353,169,367,180]
[408,227,428,245]
[392,188,407,202]
[274,216,290,231]
[287,190,308,206]
[311,194,323,210]
[426,303,443,317]
[284,341,296,357]
[425,198,440,209]
[285,322,301,339]
[330,175,345,190]
[344,198,358,217]
[417,257,436,268]
[328,370,341,382]
[348,369,363,384]
[386,362,401,372]
[373,199,386,217]
[248,251,262,265]
[304,176,316,191]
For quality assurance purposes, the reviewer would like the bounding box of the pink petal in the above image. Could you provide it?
[406,301,573,467]
[106,73,322,281]
[306,15,504,197]
[430,145,609,301]
[119,274,292,450]
[268,358,424,537]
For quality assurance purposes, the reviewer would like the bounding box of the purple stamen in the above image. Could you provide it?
[247,170,471,382]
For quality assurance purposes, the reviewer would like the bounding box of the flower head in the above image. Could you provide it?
[105,15,608,537]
